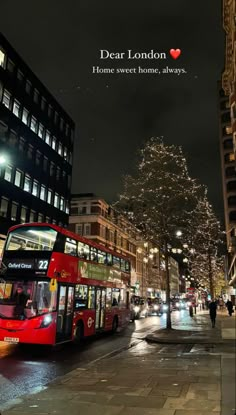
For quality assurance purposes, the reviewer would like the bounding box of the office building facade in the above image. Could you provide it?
[0,33,75,252]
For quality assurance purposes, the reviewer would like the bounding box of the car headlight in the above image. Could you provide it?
[154,305,159,310]
[134,306,140,313]
[40,314,53,328]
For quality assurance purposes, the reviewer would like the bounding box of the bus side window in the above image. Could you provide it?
[106,288,112,308]
[65,238,77,256]
[74,284,88,310]
[88,286,95,309]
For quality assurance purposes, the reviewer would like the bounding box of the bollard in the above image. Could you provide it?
[189,305,193,317]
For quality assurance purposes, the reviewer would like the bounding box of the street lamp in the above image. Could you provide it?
[176,230,182,237]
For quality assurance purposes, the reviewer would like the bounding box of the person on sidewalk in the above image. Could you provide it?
[209,299,217,328]
[226,299,234,316]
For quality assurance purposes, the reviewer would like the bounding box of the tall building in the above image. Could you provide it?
[221,0,236,290]
[69,193,163,297]
[0,33,75,252]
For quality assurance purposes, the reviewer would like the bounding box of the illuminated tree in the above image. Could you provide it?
[188,193,224,299]
[116,137,200,329]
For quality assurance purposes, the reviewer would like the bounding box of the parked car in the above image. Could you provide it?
[130,295,148,321]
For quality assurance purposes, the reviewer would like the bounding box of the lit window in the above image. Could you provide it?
[229,153,235,162]
[66,201,69,214]
[84,224,91,235]
[54,193,59,208]
[45,130,51,145]
[14,170,22,187]
[22,108,29,125]
[4,165,13,182]
[58,142,62,156]
[23,175,31,192]
[60,197,65,211]
[25,80,32,94]
[30,116,38,133]
[47,189,52,204]
[13,99,21,118]
[63,148,68,160]
[20,206,27,223]
[52,137,56,150]
[226,126,233,135]
[2,90,11,109]
[38,123,44,139]
[32,180,39,197]
[40,185,46,201]
[0,198,9,218]
[45,216,50,223]
[0,49,6,69]
[11,202,18,221]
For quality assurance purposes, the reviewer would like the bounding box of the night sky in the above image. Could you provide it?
[1,1,225,220]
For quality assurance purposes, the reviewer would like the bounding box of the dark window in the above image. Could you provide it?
[25,80,32,94]
[228,196,236,207]
[226,166,236,177]
[227,181,236,192]
[223,139,233,150]
[17,69,24,83]
[27,144,34,160]
[41,97,47,111]
[43,157,48,172]
[7,59,15,73]
[229,211,236,221]
[19,137,26,152]
[221,112,231,123]
[35,151,42,166]
[33,89,39,103]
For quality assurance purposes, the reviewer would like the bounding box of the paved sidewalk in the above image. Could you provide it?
[1,310,235,415]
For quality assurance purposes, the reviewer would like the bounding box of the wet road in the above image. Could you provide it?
[0,310,188,408]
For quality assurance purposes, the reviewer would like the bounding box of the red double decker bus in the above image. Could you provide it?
[0,223,131,346]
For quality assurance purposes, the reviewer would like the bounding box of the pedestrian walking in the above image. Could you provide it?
[226,299,234,316]
[209,300,217,328]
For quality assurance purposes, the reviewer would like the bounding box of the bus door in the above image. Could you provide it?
[56,285,74,342]
[95,287,106,330]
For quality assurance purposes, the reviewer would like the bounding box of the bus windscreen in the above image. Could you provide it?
[5,227,58,251]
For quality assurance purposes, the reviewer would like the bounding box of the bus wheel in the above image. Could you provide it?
[112,317,118,333]
[74,322,84,345]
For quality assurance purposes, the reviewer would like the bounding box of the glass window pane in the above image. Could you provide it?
[22,108,29,125]
[0,198,8,217]
[40,186,46,201]
[30,116,38,133]
[75,285,88,309]
[23,175,31,192]
[5,226,58,251]
[20,206,27,223]
[11,203,18,221]
[65,238,77,255]
[47,190,52,204]
[4,165,12,182]
[14,170,22,187]
[2,90,11,109]
[32,180,39,197]
[0,49,6,68]
[13,99,21,118]
[38,123,44,139]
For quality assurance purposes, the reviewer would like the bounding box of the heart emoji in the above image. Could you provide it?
[170,49,181,59]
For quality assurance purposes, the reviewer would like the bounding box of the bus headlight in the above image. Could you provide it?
[40,314,53,328]
[134,306,140,313]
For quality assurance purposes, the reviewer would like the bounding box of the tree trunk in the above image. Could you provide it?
[164,241,171,329]
[208,252,214,300]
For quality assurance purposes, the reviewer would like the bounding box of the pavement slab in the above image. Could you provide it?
[1,311,235,415]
